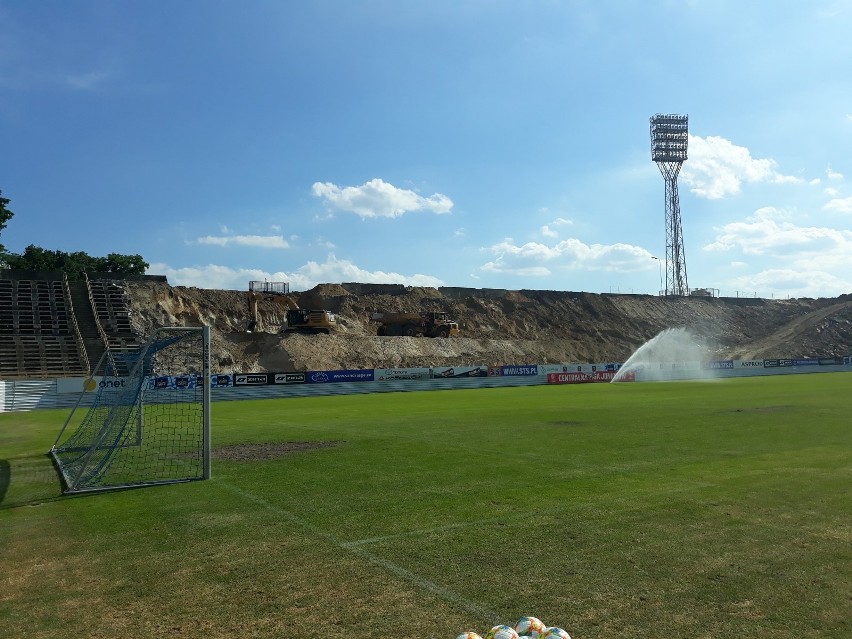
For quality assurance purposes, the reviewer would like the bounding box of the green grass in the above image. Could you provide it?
[1,375,851,638]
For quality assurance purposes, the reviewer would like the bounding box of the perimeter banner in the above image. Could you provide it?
[234,373,272,386]
[375,368,431,381]
[540,363,623,374]
[231,372,304,386]
[501,365,539,376]
[735,360,765,369]
[272,372,306,385]
[764,359,793,368]
[306,369,375,383]
[703,360,734,370]
[432,366,489,378]
[546,370,633,384]
[149,375,202,390]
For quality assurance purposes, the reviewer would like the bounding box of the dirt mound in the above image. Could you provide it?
[123,282,852,374]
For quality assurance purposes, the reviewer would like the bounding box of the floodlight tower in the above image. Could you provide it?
[650,114,689,296]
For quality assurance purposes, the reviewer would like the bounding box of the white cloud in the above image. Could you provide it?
[64,70,109,90]
[195,234,289,248]
[312,178,453,219]
[480,238,654,276]
[148,254,444,290]
[681,135,802,199]
[827,166,844,180]
[727,268,852,299]
[704,207,852,297]
[705,207,852,255]
[540,217,572,238]
[824,197,852,213]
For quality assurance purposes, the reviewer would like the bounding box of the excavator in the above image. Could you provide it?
[245,281,336,335]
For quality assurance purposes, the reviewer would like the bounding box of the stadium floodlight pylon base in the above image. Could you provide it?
[51,325,211,494]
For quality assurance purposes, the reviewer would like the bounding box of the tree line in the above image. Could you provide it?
[0,189,149,280]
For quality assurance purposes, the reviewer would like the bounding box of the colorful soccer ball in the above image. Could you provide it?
[514,616,545,636]
[540,628,571,639]
[455,633,483,639]
[485,625,520,639]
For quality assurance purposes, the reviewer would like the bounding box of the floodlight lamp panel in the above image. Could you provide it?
[650,113,689,162]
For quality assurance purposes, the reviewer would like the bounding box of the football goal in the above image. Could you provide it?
[51,326,211,494]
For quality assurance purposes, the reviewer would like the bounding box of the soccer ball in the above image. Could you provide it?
[540,628,571,639]
[514,616,545,637]
[485,625,520,639]
[455,633,483,639]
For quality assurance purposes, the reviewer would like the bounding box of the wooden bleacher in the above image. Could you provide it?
[0,271,150,379]
[0,275,89,378]
[86,278,140,355]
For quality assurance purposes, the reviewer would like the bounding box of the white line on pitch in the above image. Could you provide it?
[342,509,548,548]
[216,480,502,624]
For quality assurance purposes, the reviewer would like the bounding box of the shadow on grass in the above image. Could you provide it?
[0,459,8,504]
[0,454,64,510]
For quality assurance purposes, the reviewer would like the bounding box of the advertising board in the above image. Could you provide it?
[703,360,734,370]
[736,360,764,368]
[764,359,793,368]
[212,374,232,387]
[793,359,819,366]
[546,370,631,384]
[375,368,431,381]
[150,375,201,390]
[234,373,272,386]
[306,369,375,384]
[501,365,539,376]
[271,372,306,385]
[431,366,489,378]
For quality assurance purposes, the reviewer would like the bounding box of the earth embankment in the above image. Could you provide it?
[125,281,852,373]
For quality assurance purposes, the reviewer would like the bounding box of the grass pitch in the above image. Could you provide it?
[1,374,850,638]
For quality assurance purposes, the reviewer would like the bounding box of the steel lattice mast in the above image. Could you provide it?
[650,114,689,296]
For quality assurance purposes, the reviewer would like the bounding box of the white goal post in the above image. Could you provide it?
[51,325,211,494]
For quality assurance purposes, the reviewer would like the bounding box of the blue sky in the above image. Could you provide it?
[2,1,852,298]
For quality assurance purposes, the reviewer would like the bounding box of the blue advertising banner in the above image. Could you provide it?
[375,368,431,381]
[764,359,793,368]
[150,375,201,390]
[736,360,764,368]
[703,360,734,370]
[307,369,375,383]
[793,359,819,366]
[500,365,539,376]
[212,374,232,387]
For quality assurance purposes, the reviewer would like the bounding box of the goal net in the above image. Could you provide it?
[51,326,211,494]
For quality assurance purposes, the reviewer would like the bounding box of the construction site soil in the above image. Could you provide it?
[123,281,852,374]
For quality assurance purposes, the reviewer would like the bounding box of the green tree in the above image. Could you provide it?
[4,244,149,280]
[0,189,14,255]
[0,190,149,278]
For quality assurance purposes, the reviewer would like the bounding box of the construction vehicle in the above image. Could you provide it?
[371,311,460,338]
[246,281,336,334]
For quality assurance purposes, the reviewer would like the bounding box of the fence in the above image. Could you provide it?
[2,358,852,413]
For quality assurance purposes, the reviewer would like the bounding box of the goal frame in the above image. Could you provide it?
[51,325,211,494]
